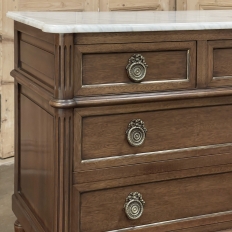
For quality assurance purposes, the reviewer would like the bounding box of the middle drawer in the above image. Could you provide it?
[75,41,196,96]
[74,101,232,171]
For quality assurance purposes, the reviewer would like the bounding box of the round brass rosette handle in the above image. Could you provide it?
[126,119,147,147]
[124,192,145,220]
[126,54,148,82]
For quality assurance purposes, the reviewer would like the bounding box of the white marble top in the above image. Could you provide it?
[7,10,232,33]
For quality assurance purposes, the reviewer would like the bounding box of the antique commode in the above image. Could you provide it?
[7,10,232,232]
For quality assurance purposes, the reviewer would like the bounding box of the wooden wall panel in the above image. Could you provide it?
[20,94,54,231]
[0,0,16,158]
[100,0,175,11]
[177,0,232,11]
[176,0,187,10]
[84,0,100,11]
[0,1,177,159]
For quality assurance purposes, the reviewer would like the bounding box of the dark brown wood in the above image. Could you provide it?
[73,151,232,184]
[79,172,232,232]
[75,41,196,96]
[11,21,232,232]
[20,33,54,53]
[54,33,74,100]
[220,230,232,232]
[13,21,55,93]
[74,29,232,45]
[75,163,232,192]
[50,87,232,108]
[83,50,187,84]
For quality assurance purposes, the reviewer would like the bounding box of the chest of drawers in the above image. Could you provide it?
[7,11,232,232]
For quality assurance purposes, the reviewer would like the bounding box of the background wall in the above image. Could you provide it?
[0,0,232,158]
[177,0,232,10]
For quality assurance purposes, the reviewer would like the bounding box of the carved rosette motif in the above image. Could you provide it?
[126,54,148,82]
[124,192,145,220]
[126,119,147,147]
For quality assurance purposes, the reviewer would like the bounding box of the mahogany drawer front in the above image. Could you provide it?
[75,172,232,232]
[74,41,196,96]
[207,40,232,87]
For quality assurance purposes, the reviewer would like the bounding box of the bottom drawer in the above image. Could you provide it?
[76,172,232,232]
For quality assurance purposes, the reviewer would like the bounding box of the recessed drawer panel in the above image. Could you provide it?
[81,105,232,160]
[207,40,232,87]
[74,102,232,171]
[74,41,196,96]
[77,172,232,232]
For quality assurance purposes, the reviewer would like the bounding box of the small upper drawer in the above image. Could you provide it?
[207,40,232,87]
[74,41,196,96]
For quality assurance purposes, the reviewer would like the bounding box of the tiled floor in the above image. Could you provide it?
[0,158,15,232]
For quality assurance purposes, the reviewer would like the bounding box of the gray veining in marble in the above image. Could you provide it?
[6,10,232,33]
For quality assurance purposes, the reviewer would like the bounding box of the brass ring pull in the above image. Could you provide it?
[126,54,148,82]
[124,192,145,220]
[126,119,147,147]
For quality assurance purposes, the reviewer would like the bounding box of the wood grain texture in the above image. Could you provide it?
[54,108,74,232]
[178,225,232,232]
[0,39,14,156]
[197,40,208,88]
[83,51,187,84]
[74,148,232,184]
[54,33,74,100]
[14,220,25,232]
[99,0,174,11]
[20,41,54,80]
[1,0,17,39]
[79,172,232,232]
[18,0,85,11]
[74,164,232,192]
[81,104,232,160]
[76,41,196,95]
[214,48,232,76]
[176,0,187,10]
[72,88,232,108]
[15,22,55,44]
[20,94,54,232]
[0,0,16,144]
[11,20,232,232]
[12,193,48,232]
[2,39,14,83]
[75,30,232,45]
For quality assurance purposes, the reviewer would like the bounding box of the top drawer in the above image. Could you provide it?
[74,41,196,96]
